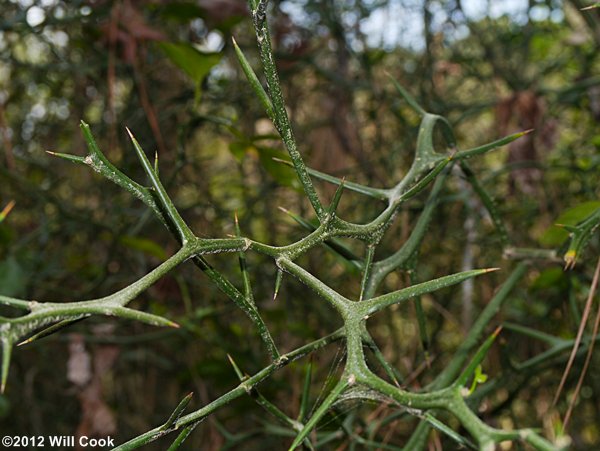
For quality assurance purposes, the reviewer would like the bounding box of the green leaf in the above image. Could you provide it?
[255,147,300,188]
[158,42,221,84]
[160,3,203,21]
[540,201,600,246]
[120,236,168,260]
[158,42,221,101]
[530,267,568,291]
[228,141,249,162]
[0,257,27,298]
[227,142,298,187]
[468,365,488,394]
[456,327,501,389]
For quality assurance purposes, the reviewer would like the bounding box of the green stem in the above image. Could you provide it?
[249,0,324,219]
[113,329,344,450]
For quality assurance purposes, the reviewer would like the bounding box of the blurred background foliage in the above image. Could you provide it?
[0,0,599,449]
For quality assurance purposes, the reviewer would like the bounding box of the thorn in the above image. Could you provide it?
[521,128,534,135]
[227,353,235,366]
[492,325,503,338]
[1,340,11,393]
[278,206,289,214]
[168,321,181,329]
[45,150,57,156]
[0,200,16,219]
[180,392,194,405]
[273,269,283,301]
[227,354,245,380]
[328,177,346,214]
[234,212,243,238]
[272,157,292,166]
[125,126,134,140]
[564,250,577,270]
[483,267,501,273]
[232,36,237,45]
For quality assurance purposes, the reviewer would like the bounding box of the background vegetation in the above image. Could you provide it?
[0,0,599,449]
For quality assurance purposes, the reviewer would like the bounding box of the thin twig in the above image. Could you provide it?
[563,257,600,428]
[552,256,600,407]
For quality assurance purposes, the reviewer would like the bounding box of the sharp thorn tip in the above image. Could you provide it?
[485,267,501,273]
